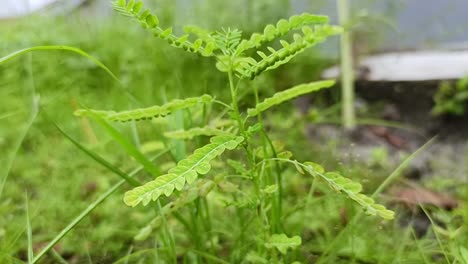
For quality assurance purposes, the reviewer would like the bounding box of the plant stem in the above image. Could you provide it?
[228,70,245,136]
[261,130,283,233]
[337,0,356,130]
[25,193,33,264]
[156,200,177,264]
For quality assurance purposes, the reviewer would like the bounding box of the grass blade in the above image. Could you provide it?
[420,205,451,264]
[51,121,141,187]
[0,110,23,121]
[371,136,437,197]
[0,95,39,199]
[0,46,120,83]
[25,193,33,264]
[91,116,162,177]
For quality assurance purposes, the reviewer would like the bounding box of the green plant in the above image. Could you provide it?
[432,77,468,116]
[72,0,394,262]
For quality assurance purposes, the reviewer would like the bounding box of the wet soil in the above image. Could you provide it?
[306,80,468,181]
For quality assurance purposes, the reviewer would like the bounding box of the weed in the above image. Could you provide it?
[71,1,395,262]
[432,76,468,116]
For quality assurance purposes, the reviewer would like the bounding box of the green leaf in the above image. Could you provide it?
[236,13,330,53]
[77,115,162,177]
[303,161,324,174]
[247,80,335,117]
[218,181,239,193]
[132,1,143,13]
[226,159,248,175]
[212,28,242,55]
[124,135,244,207]
[145,14,158,28]
[164,126,229,140]
[309,170,394,220]
[113,1,216,56]
[262,184,278,194]
[52,122,141,187]
[0,46,120,83]
[264,234,302,255]
[140,141,165,154]
[285,160,394,220]
[75,95,212,122]
[237,25,342,79]
[245,251,268,264]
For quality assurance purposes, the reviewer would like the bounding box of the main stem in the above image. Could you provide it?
[228,70,245,136]
[337,0,356,130]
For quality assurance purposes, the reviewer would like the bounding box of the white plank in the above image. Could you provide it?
[322,50,468,81]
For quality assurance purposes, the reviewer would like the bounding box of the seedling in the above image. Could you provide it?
[74,0,394,261]
[432,77,468,116]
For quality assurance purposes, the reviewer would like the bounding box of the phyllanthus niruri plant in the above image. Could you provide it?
[75,0,394,261]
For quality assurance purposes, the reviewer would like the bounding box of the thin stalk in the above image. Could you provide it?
[261,130,283,233]
[130,119,141,149]
[52,121,141,187]
[227,70,245,136]
[337,0,355,130]
[420,206,451,264]
[172,211,192,234]
[410,228,431,263]
[0,46,119,83]
[235,197,246,261]
[201,198,215,257]
[0,45,141,105]
[33,178,127,263]
[228,70,255,260]
[252,84,267,202]
[190,200,203,263]
[0,61,39,199]
[249,82,284,229]
[303,176,318,225]
[123,246,134,264]
[156,201,177,264]
[50,249,69,264]
[190,249,230,264]
[25,193,33,264]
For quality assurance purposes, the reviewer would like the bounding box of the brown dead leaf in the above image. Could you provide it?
[390,186,458,210]
[368,126,408,149]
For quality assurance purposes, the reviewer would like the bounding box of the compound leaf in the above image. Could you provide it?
[164,126,230,140]
[288,161,395,220]
[247,80,335,117]
[304,165,394,220]
[75,95,212,122]
[113,0,217,56]
[124,135,244,207]
[236,25,342,79]
[236,13,329,53]
[264,234,302,255]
